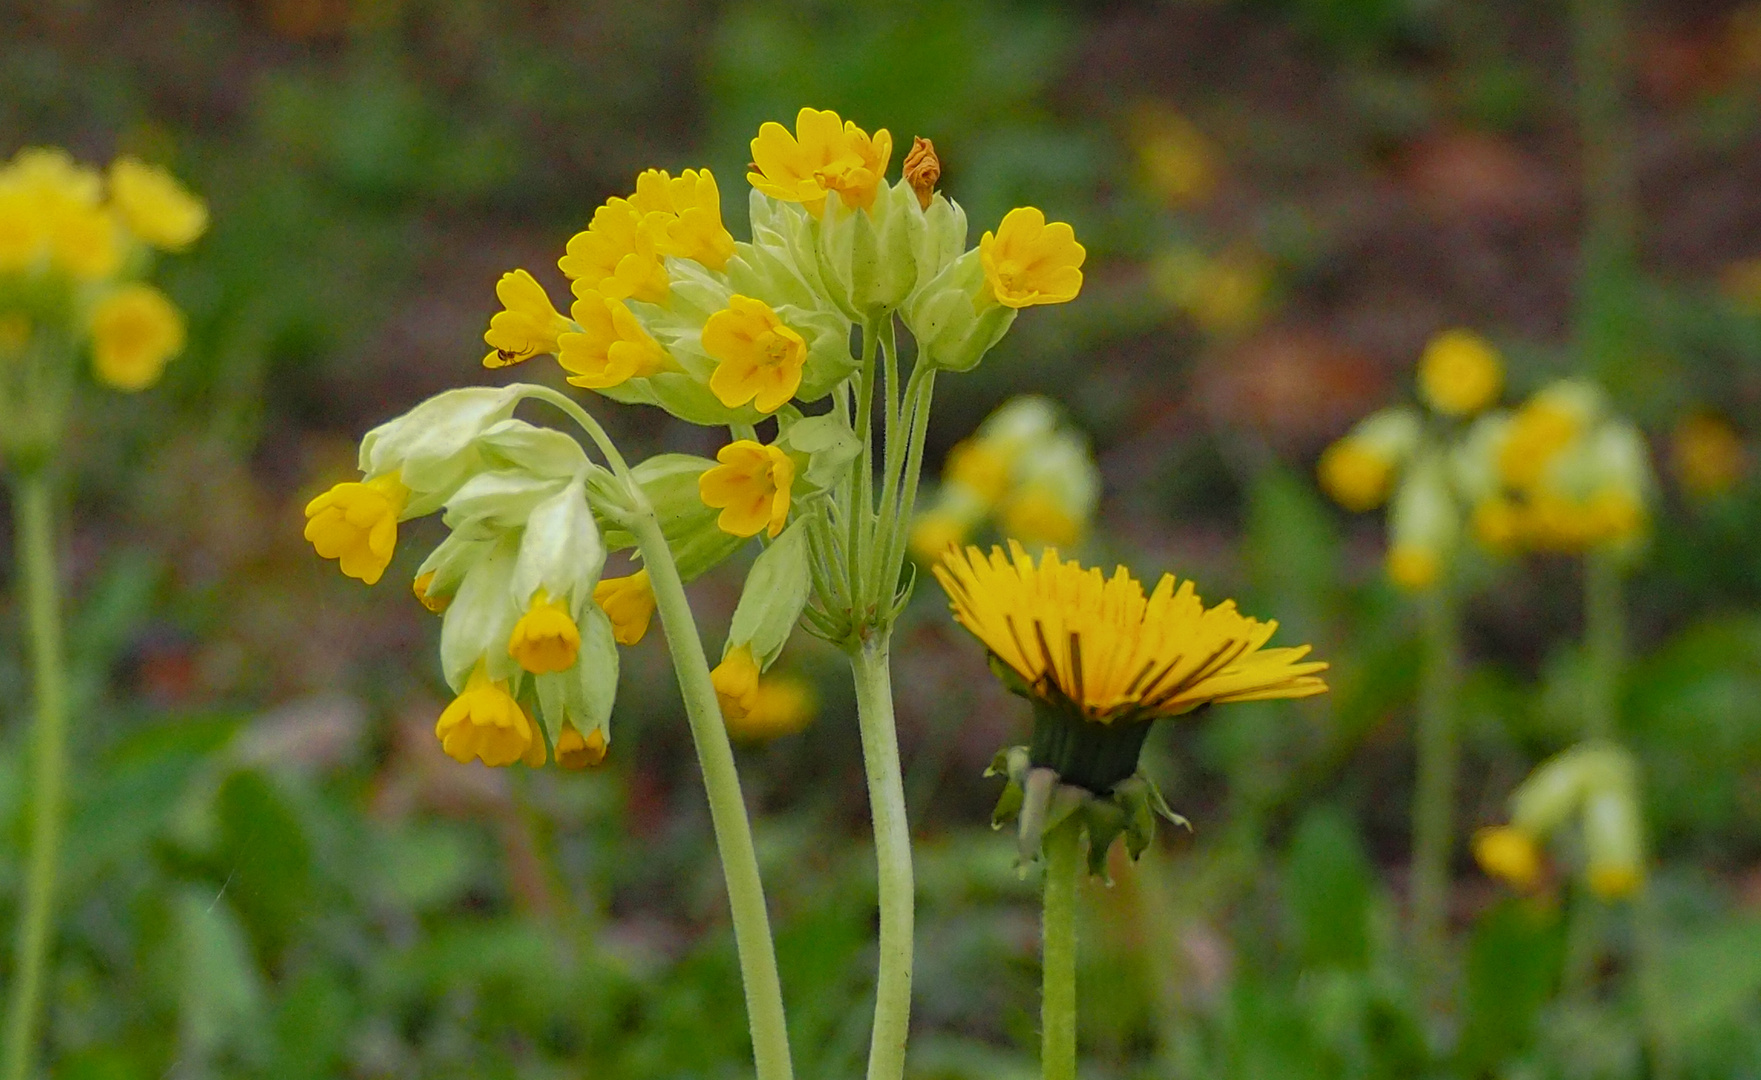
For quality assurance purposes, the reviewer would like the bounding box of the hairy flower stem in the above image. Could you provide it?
[1040,817,1081,1080]
[630,509,793,1080]
[3,470,70,1080]
[850,633,914,1080]
[1410,583,1461,1013]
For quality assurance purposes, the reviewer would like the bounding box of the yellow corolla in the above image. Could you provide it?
[1498,399,1582,491]
[979,207,1085,309]
[999,486,1083,550]
[89,284,186,391]
[712,645,761,721]
[482,268,572,368]
[555,724,608,770]
[1385,543,1442,592]
[0,148,119,279]
[303,472,410,585]
[507,591,581,675]
[557,291,672,388]
[944,439,1012,504]
[593,569,656,646]
[558,199,669,305]
[109,156,208,251]
[1417,329,1503,417]
[747,107,893,213]
[935,541,1327,723]
[699,440,795,539]
[703,295,806,413]
[630,168,735,271]
[1472,825,1542,890]
[1317,437,1394,512]
[435,665,546,768]
[412,571,449,613]
[726,674,817,742]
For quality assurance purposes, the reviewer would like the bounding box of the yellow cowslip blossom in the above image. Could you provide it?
[726,674,817,741]
[482,269,572,368]
[559,199,669,305]
[555,723,608,770]
[1470,497,1523,554]
[108,156,208,251]
[435,665,546,768]
[908,510,970,564]
[702,295,807,413]
[945,438,1012,504]
[712,644,761,721]
[979,207,1085,309]
[1472,826,1543,890]
[999,485,1083,550]
[748,107,893,214]
[1520,489,1644,553]
[557,290,672,388]
[903,136,940,210]
[700,440,796,539]
[593,569,656,645]
[0,148,120,280]
[412,571,449,613]
[89,283,186,391]
[1498,396,1584,491]
[1672,413,1745,498]
[936,542,1328,724]
[507,590,581,674]
[1317,437,1395,512]
[630,168,735,272]
[303,472,411,585]
[0,186,40,271]
[1386,544,1441,591]
[1417,329,1503,417]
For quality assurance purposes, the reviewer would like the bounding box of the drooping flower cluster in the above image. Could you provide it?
[909,396,1101,560]
[0,148,205,402]
[1473,741,1646,900]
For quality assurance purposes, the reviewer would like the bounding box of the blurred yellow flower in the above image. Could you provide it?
[1472,825,1542,890]
[703,295,806,413]
[109,156,208,252]
[944,439,1012,504]
[630,168,735,271]
[1672,413,1745,498]
[980,207,1085,309]
[556,723,608,770]
[1470,497,1523,554]
[936,541,1328,723]
[712,644,761,721]
[435,665,545,768]
[700,440,795,539]
[412,570,449,613]
[1587,863,1642,900]
[559,200,669,305]
[508,591,581,675]
[1130,105,1218,206]
[48,201,121,281]
[1417,329,1503,417]
[594,569,656,646]
[482,268,571,368]
[999,485,1083,550]
[1498,398,1583,491]
[558,290,672,388]
[748,107,893,214]
[1150,246,1268,336]
[908,510,970,564]
[1385,544,1441,591]
[1317,437,1394,512]
[89,283,186,391]
[303,472,409,585]
[726,674,818,742]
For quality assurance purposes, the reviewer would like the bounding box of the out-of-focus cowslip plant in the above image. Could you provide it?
[1317,326,1503,1006]
[0,147,206,1080]
[934,541,1327,1080]
[1474,742,1646,902]
[302,109,1084,1080]
[908,395,1100,561]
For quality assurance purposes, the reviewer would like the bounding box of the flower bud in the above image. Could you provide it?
[512,482,605,618]
[813,182,918,318]
[1319,408,1422,513]
[903,137,940,210]
[1417,328,1503,417]
[902,247,1018,372]
[776,411,861,495]
[439,534,522,689]
[723,521,811,671]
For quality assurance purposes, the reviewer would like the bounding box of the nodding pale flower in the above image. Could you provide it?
[89,284,186,391]
[555,723,608,770]
[903,137,940,210]
[1318,438,1395,512]
[630,168,736,272]
[703,295,807,413]
[1417,329,1503,417]
[1672,413,1745,498]
[108,156,208,252]
[559,200,669,305]
[412,571,449,613]
[435,664,546,768]
[303,472,411,585]
[482,269,572,369]
[979,207,1085,309]
[507,590,582,675]
[748,107,894,214]
[593,569,656,645]
[1385,455,1457,591]
[558,290,673,388]
[726,673,817,742]
[700,440,796,539]
[712,644,761,721]
[1472,825,1543,891]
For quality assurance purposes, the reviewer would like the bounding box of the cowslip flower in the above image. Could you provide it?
[435,664,546,767]
[303,472,411,585]
[555,723,608,769]
[557,290,672,388]
[979,207,1085,309]
[700,440,795,539]
[0,148,120,280]
[559,200,669,305]
[1472,825,1543,890]
[630,168,735,271]
[108,156,208,252]
[89,283,186,391]
[507,590,581,675]
[593,569,655,645]
[748,107,893,213]
[1317,438,1395,512]
[1417,329,1503,417]
[482,269,572,369]
[703,295,807,413]
[712,644,761,720]
[726,673,817,741]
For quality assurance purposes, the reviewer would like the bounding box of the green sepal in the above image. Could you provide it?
[533,604,618,753]
[724,520,811,670]
[988,745,1186,878]
[777,411,861,495]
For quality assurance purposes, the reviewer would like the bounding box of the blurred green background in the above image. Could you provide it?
[7,0,1761,1076]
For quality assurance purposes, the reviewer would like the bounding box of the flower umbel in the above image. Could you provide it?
[303,472,410,585]
[700,440,796,539]
[704,296,808,413]
[979,207,1085,309]
[435,665,546,767]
